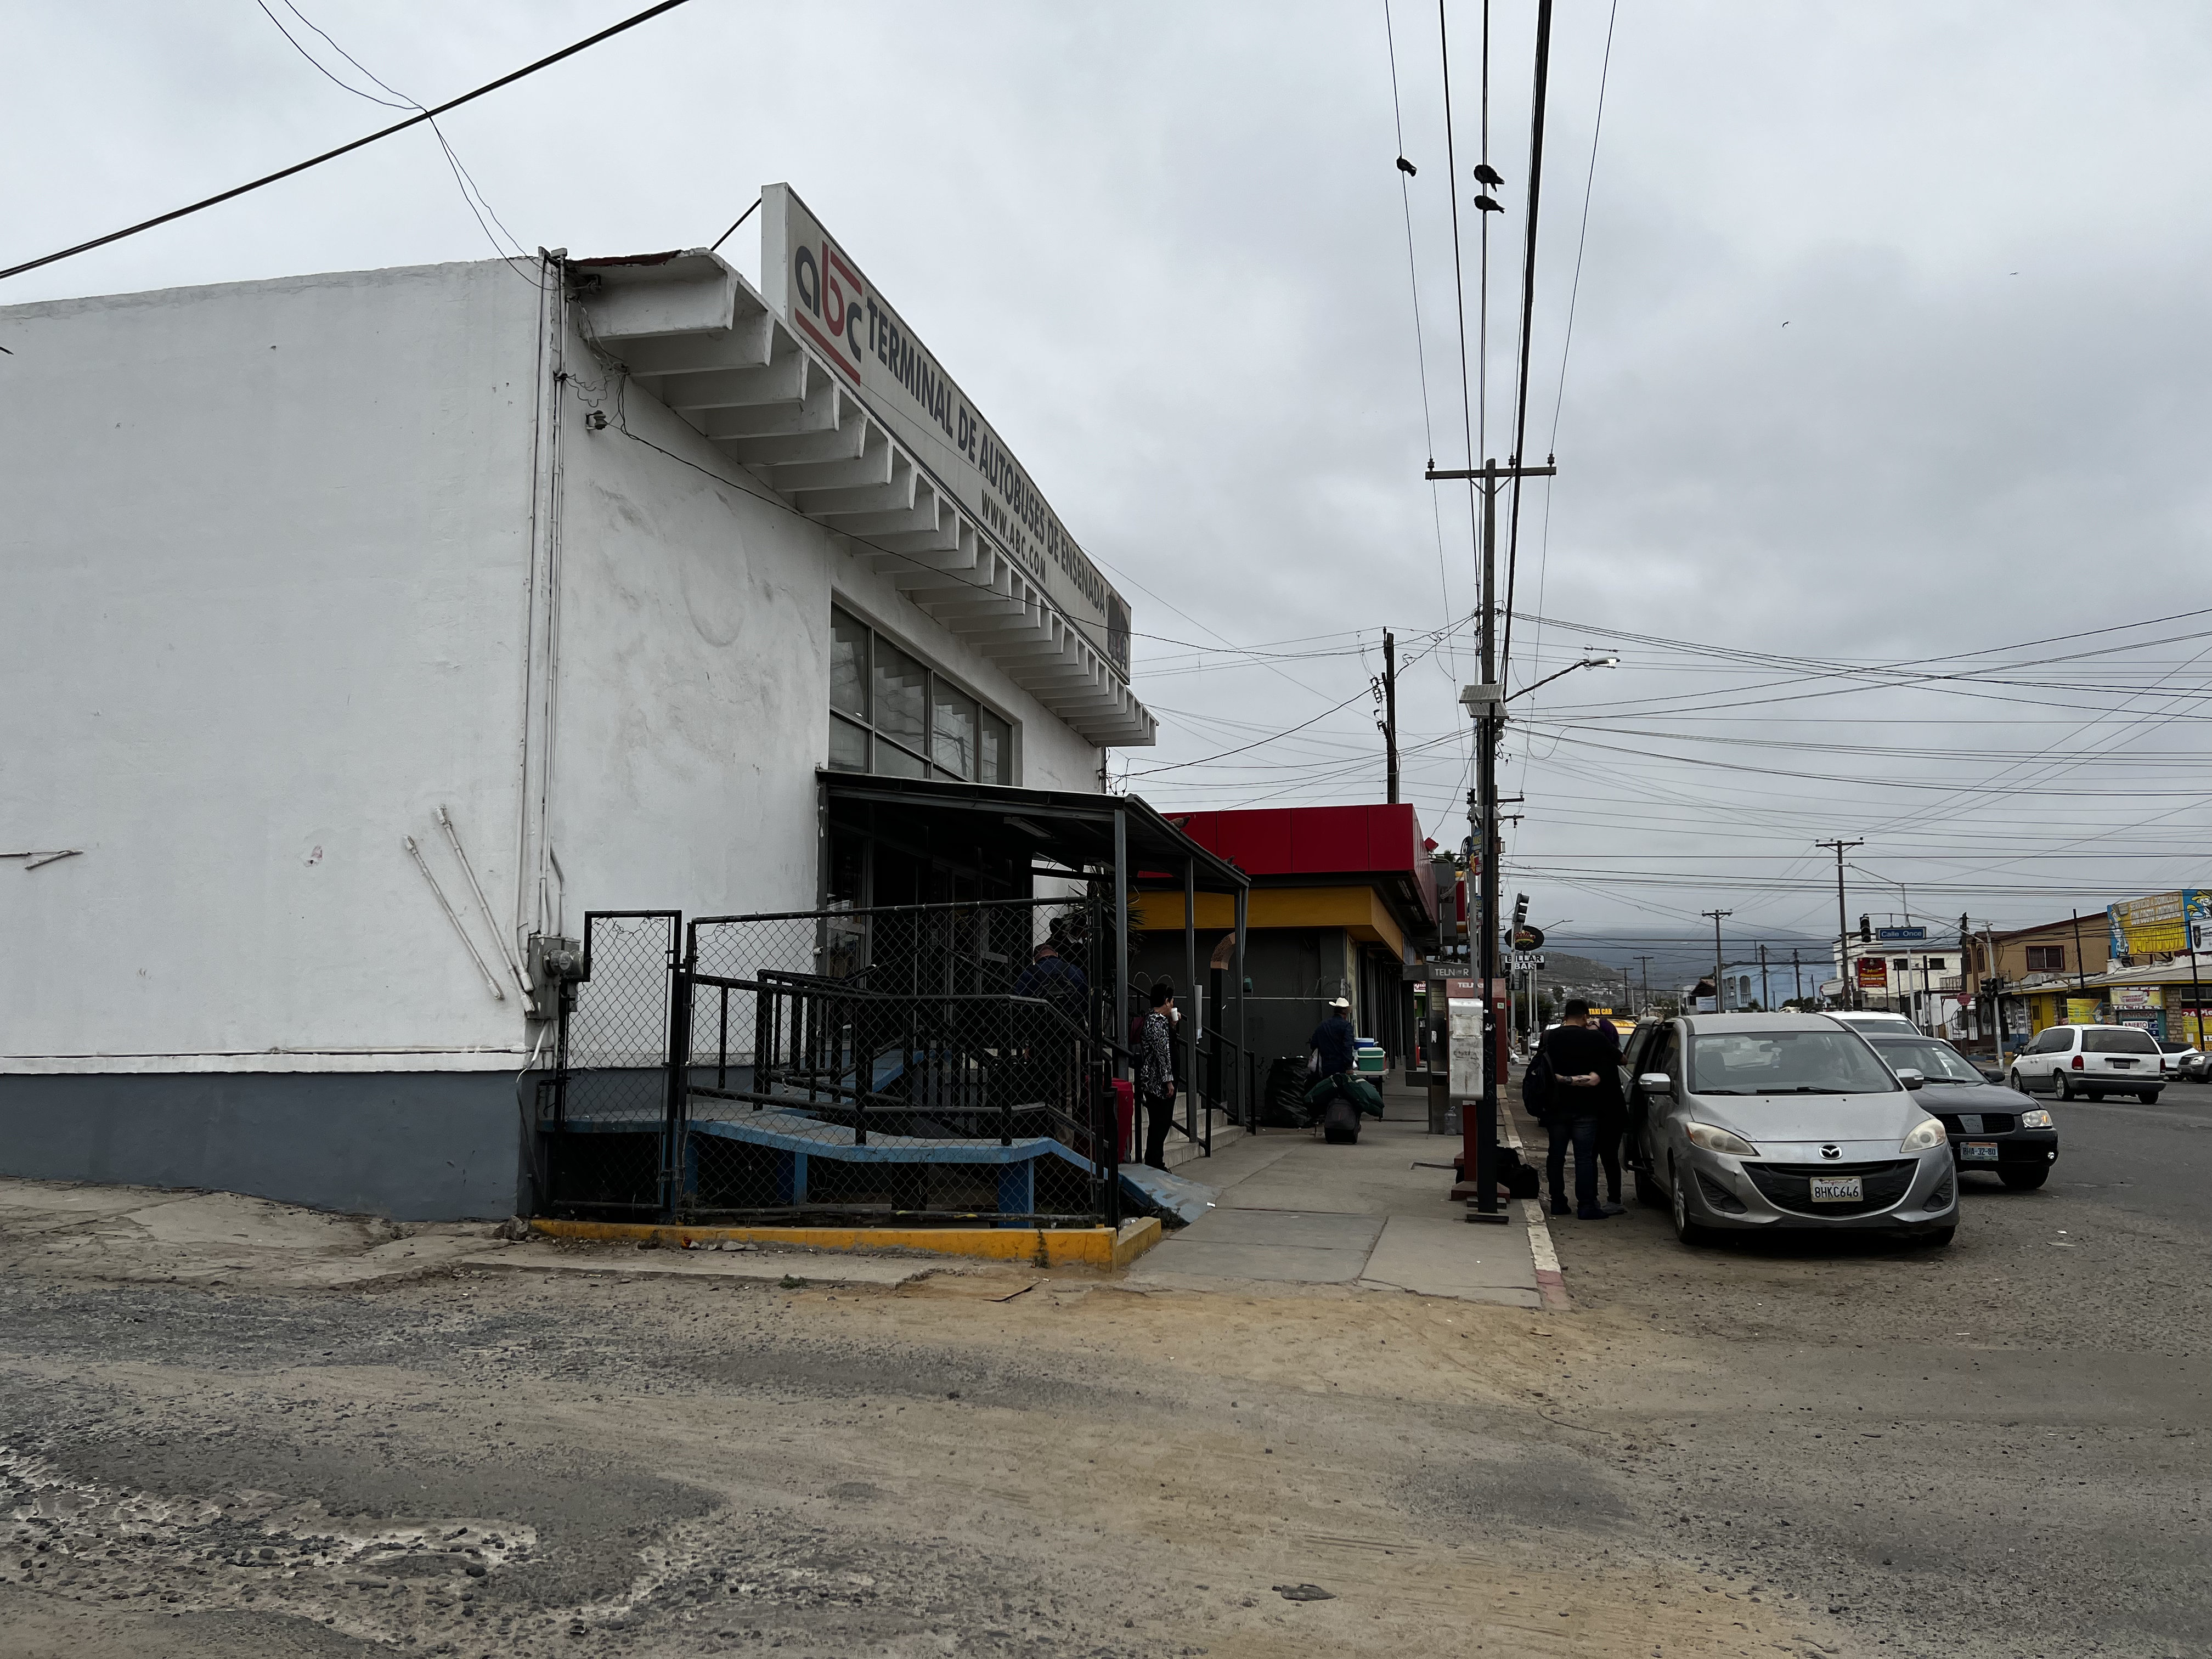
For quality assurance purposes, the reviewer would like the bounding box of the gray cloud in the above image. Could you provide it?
[5,0,2205,939]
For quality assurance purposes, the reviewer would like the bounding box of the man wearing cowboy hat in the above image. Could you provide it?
[1308,995,1358,1082]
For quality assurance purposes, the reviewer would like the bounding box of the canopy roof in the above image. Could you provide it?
[573,250,1153,748]
[820,772,1247,893]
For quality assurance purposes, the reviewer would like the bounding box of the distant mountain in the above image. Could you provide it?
[1537,926,1837,998]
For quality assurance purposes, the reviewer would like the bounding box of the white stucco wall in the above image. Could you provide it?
[0,258,1111,1076]
[542,310,1105,923]
[0,262,543,1070]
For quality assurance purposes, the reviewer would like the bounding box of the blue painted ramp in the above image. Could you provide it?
[1116,1164,1217,1226]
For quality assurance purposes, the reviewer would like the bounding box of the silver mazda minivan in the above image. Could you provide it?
[1622,1012,1959,1248]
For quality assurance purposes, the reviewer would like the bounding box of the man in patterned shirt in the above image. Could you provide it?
[1138,981,1180,1170]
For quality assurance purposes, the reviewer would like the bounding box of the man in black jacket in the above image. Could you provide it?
[1534,999,1624,1220]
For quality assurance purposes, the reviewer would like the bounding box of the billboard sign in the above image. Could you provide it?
[1857,957,1889,989]
[2107,889,2211,960]
[759,185,1130,677]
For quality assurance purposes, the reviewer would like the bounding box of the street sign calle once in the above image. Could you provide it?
[1875,926,1928,942]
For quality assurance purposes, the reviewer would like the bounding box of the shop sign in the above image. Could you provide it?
[1857,957,1889,989]
[2107,889,2211,959]
[2113,986,2159,1010]
[759,184,1130,676]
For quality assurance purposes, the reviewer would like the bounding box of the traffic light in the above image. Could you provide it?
[1513,893,1530,929]
[1859,914,1872,943]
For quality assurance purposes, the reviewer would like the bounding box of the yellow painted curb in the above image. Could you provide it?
[529,1216,1162,1270]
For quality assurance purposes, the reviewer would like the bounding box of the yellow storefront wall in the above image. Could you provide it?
[1132,886,1407,960]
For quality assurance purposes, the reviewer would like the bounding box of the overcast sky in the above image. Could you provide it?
[7,1,2208,959]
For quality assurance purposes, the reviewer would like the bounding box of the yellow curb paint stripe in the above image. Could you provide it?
[528,1217,1162,1270]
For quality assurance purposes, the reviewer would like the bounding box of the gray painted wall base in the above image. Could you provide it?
[0,1070,526,1222]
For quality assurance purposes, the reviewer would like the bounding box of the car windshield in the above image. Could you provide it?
[1690,1030,1900,1095]
[1868,1038,1985,1084]
[2083,1028,2158,1054]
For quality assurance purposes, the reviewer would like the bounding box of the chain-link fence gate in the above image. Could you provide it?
[536,898,1138,1228]
[537,911,685,1218]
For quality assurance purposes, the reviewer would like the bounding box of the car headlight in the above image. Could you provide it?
[2020,1108,2053,1129]
[1685,1122,1759,1156]
[1900,1118,1947,1153]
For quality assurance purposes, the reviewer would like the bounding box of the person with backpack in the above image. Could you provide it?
[1532,999,1626,1220]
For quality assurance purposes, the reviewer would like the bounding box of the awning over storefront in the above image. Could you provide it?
[573,250,1154,749]
[820,772,1248,894]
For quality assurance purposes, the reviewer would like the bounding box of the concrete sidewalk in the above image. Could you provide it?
[1127,1079,1548,1307]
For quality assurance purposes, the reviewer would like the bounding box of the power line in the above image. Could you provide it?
[256,0,537,279]
[1496,0,1556,685]
[0,0,699,285]
[1436,0,1486,610]
[1381,0,1464,696]
[1520,0,1619,703]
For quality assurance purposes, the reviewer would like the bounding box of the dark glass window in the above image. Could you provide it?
[828,606,1016,785]
[930,681,977,780]
[979,710,1012,786]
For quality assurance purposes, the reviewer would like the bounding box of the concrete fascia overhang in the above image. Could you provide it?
[569,250,1155,749]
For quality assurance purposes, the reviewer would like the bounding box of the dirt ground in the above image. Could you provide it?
[1,1164,2201,1658]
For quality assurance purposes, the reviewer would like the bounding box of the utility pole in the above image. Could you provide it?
[2185,911,2204,1055]
[1380,629,1400,805]
[1759,942,1770,1013]
[1430,455,1555,1223]
[1622,963,1633,1018]
[1792,948,1803,1006]
[1635,955,1654,1014]
[1980,919,2006,1060]
[1702,910,1733,1012]
[1815,839,1864,1010]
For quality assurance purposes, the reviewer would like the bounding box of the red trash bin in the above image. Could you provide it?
[1110,1077,1136,1162]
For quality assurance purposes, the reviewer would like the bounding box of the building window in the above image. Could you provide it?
[827,606,1015,785]
[1926,957,1945,972]
[2025,945,2064,972]
[1893,957,1910,971]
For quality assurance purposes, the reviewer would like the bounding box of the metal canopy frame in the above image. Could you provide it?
[820,772,1251,1113]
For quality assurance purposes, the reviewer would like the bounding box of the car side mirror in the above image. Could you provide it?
[1896,1068,1925,1089]
[1636,1071,1674,1096]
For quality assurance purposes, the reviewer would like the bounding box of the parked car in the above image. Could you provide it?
[1859,1032,2058,1191]
[2154,1040,2200,1081]
[2005,1025,2163,1103]
[1620,1013,1959,1248]
[2178,1048,2211,1084]
[1828,1011,1922,1037]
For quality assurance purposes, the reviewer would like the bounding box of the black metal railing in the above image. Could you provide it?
[538,897,1147,1227]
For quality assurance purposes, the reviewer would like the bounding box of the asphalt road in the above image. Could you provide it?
[0,1080,2201,1659]
[1532,1076,2209,1659]
[2031,1076,2210,1238]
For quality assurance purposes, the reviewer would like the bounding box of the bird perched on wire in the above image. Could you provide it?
[1473,194,1504,213]
[1396,156,1418,176]
[1474,162,1504,188]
